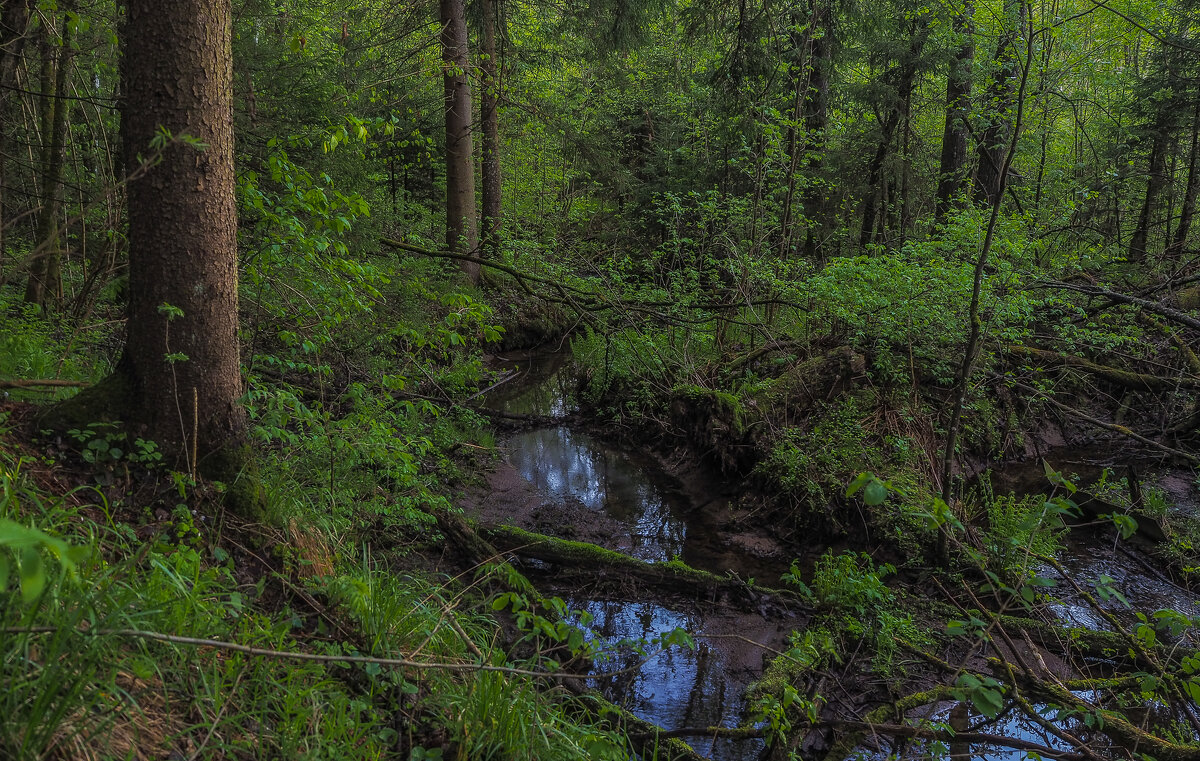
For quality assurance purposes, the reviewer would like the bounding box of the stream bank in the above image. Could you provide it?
[461,347,1200,761]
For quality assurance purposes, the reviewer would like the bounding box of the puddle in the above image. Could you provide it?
[851,697,1116,760]
[981,450,1199,631]
[487,351,577,417]
[1042,537,1200,631]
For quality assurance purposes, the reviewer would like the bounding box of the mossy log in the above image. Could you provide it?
[670,346,865,474]
[998,658,1200,761]
[481,524,805,611]
[1068,487,1168,542]
[1006,344,1200,391]
[994,614,1137,661]
[436,513,719,761]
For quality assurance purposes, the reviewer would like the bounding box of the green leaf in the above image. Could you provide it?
[845,472,872,497]
[19,547,45,604]
[863,479,888,506]
[0,553,10,590]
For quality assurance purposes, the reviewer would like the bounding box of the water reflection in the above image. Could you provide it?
[487,352,576,417]
[856,699,1094,761]
[1042,539,1200,629]
[575,598,784,761]
[507,427,689,561]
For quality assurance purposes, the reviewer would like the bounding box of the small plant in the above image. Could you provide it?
[783,549,921,675]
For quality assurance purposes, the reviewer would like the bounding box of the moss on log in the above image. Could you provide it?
[1006,344,1200,391]
[481,524,804,610]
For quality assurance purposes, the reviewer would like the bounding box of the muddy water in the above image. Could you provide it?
[486,352,790,760]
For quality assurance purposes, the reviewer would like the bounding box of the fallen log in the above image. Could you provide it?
[1005,344,1200,391]
[434,511,716,761]
[481,524,805,612]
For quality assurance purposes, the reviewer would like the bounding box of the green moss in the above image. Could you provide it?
[201,441,269,522]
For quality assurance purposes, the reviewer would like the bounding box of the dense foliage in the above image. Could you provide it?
[4,0,1200,757]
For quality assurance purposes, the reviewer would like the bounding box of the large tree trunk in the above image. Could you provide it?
[0,0,30,275]
[440,0,479,281]
[24,8,71,308]
[479,0,501,259]
[935,2,973,221]
[118,0,245,472]
[973,0,1024,207]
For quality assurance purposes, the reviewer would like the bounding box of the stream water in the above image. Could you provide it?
[486,352,789,760]
[481,351,1200,760]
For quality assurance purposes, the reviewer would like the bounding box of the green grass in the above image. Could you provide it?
[0,411,630,760]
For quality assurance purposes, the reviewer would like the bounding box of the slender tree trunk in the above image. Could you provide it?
[898,90,912,245]
[940,0,1033,561]
[118,0,244,471]
[440,0,479,281]
[860,28,925,247]
[779,12,810,260]
[0,0,30,275]
[801,0,831,259]
[24,8,71,308]
[1128,126,1170,261]
[973,0,1024,207]
[935,1,973,221]
[860,111,900,247]
[1168,99,1200,258]
[480,0,501,259]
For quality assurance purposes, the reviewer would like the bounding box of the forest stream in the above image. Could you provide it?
[471,351,1200,761]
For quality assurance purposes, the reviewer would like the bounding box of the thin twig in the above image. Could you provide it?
[0,626,645,680]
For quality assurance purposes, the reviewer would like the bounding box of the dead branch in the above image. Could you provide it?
[0,378,90,390]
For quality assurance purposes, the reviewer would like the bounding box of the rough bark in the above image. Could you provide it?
[440,0,479,280]
[935,2,973,221]
[115,0,244,474]
[479,0,501,260]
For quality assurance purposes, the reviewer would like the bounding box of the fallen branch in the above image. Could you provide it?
[628,725,768,741]
[381,237,811,316]
[0,379,90,390]
[1005,344,1200,390]
[482,523,804,611]
[2,626,602,680]
[1034,280,1200,332]
[1003,378,1200,464]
